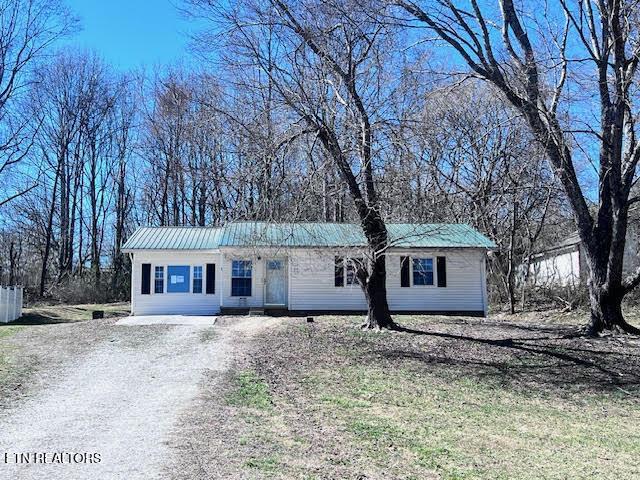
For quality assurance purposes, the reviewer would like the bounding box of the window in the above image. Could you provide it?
[346,258,362,285]
[231,260,252,296]
[167,265,190,293]
[335,257,362,287]
[413,258,434,286]
[154,266,164,293]
[193,266,203,294]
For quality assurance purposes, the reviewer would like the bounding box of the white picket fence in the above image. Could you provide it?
[0,286,23,323]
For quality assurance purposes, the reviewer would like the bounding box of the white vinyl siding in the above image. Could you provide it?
[528,247,581,287]
[129,247,488,315]
[288,249,485,313]
[220,251,265,308]
[385,250,485,312]
[289,251,367,311]
[131,252,221,315]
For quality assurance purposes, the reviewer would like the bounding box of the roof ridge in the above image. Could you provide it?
[123,221,496,250]
[138,225,222,228]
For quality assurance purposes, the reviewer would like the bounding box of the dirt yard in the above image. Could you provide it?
[170,313,640,480]
[1,307,640,479]
[0,306,277,480]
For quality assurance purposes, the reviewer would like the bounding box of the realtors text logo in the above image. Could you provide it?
[3,452,101,464]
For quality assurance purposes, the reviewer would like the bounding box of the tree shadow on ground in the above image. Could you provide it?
[359,320,640,395]
[1,304,129,326]
[1,313,77,325]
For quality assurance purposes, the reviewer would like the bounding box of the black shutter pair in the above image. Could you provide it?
[400,256,447,287]
[141,263,216,294]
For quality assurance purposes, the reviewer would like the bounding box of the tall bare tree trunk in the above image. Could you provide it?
[399,0,640,334]
[41,162,61,297]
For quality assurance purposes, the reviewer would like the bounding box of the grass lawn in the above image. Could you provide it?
[176,313,640,480]
[18,302,130,324]
[0,325,25,384]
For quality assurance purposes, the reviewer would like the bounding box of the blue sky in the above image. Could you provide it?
[66,0,200,70]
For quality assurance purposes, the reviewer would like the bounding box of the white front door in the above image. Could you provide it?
[265,259,287,306]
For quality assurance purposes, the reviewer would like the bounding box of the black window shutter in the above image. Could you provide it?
[141,263,151,295]
[437,256,447,287]
[400,256,410,287]
[206,263,216,294]
[335,257,344,287]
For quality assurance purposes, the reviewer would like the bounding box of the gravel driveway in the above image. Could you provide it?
[0,316,275,480]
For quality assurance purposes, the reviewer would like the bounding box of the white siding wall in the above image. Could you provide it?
[529,225,640,286]
[386,250,486,312]
[288,250,367,310]
[129,248,489,315]
[288,248,486,313]
[219,251,266,308]
[131,251,221,315]
[529,248,581,287]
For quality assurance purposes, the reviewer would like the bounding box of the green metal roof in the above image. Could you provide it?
[122,222,495,251]
[122,227,223,250]
[387,223,496,248]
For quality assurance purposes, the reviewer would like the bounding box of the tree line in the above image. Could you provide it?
[3,0,636,335]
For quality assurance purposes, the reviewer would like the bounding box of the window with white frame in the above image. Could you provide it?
[412,258,434,286]
[231,260,252,296]
[154,266,164,293]
[193,266,203,293]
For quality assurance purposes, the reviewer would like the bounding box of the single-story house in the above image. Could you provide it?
[122,222,495,317]
[526,225,640,287]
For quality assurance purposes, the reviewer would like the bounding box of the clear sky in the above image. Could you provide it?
[65,0,199,70]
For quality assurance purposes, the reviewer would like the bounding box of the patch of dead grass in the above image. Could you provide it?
[19,302,130,324]
[172,313,640,479]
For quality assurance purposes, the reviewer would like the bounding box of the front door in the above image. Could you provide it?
[265,259,287,306]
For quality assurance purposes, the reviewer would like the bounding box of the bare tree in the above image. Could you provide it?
[418,84,560,312]
[111,78,138,297]
[397,0,640,334]
[187,0,414,328]
[25,51,131,297]
[0,0,75,207]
